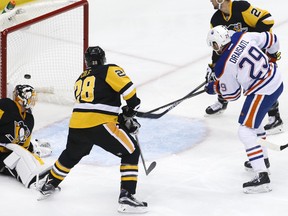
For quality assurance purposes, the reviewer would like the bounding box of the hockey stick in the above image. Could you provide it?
[135,135,156,175]
[137,81,206,117]
[258,139,288,151]
[137,89,206,119]
[136,81,206,119]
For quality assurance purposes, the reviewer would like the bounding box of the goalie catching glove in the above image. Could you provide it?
[118,106,141,135]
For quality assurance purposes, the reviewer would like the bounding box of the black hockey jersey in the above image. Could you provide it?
[211,1,274,32]
[70,64,140,128]
[0,98,34,153]
[210,1,274,63]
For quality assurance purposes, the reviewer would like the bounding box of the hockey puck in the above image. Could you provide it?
[24,74,31,79]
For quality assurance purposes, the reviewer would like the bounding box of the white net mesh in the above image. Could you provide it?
[0,0,87,105]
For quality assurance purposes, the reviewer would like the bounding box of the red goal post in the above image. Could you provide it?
[0,0,88,104]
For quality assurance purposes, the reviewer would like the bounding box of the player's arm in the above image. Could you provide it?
[249,31,280,63]
[207,64,242,102]
[249,32,279,54]
[239,1,274,32]
[105,65,141,113]
[105,66,141,134]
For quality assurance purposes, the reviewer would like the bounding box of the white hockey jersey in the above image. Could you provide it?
[214,31,282,101]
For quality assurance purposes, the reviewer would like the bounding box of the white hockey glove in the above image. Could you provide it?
[31,139,52,158]
[205,64,217,83]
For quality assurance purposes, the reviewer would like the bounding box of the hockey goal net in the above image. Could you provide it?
[0,0,88,105]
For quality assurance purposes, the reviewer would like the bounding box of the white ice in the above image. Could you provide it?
[1,0,288,215]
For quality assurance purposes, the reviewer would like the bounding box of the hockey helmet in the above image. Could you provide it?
[84,46,106,67]
[207,25,231,53]
[13,85,37,109]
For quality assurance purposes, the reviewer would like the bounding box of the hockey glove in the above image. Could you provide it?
[205,64,217,83]
[118,114,141,135]
[205,80,219,95]
[267,51,281,63]
[122,105,137,118]
[31,139,52,158]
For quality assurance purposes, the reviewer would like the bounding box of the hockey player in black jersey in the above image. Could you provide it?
[0,85,52,188]
[206,0,283,135]
[39,46,148,213]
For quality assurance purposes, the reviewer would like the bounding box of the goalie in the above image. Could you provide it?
[0,84,52,188]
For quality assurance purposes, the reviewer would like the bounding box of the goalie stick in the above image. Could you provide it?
[257,139,288,151]
[135,135,156,175]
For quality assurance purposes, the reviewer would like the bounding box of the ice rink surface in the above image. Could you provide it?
[1,0,288,215]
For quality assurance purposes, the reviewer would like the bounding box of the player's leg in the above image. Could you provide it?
[39,127,95,198]
[264,100,283,135]
[98,123,147,213]
[238,86,282,193]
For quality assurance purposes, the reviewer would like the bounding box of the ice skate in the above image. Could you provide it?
[243,172,272,194]
[264,116,283,135]
[37,176,61,201]
[118,189,148,214]
[205,100,228,115]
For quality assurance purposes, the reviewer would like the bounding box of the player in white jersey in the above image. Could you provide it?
[205,25,283,193]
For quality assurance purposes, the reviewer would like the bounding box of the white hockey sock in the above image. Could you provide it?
[238,125,267,172]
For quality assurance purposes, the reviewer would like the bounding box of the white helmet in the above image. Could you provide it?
[207,25,231,53]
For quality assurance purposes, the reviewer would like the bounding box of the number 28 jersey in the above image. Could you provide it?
[69,64,139,129]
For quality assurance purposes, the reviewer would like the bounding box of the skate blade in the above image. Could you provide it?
[243,183,272,194]
[37,187,61,201]
[37,193,52,201]
[266,125,284,136]
[204,110,225,117]
[118,204,148,214]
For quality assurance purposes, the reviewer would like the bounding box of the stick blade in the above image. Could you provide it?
[280,144,288,151]
[146,161,157,175]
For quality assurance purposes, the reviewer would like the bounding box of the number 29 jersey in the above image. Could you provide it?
[214,32,282,101]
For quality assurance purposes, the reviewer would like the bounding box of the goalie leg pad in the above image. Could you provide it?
[3,144,51,188]
[3,151,20,170]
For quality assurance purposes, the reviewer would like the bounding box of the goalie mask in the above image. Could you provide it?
[85,46,106,67]
[207,25,231,54]
[13,85,37,109]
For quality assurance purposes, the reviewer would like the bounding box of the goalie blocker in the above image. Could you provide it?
[2,143,52,188]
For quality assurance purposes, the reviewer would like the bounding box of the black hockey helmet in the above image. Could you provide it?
[13,84,37,109]
[84,46,106,67]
